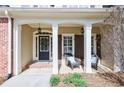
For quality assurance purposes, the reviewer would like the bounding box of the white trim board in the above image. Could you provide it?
[8,17,12,75]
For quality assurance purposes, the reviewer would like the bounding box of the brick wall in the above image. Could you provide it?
[0,18,8,78]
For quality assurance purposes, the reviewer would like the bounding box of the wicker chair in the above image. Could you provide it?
[64,53,81,69]
[91,54,99,70]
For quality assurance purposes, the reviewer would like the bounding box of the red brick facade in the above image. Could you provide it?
[0,18,8,78]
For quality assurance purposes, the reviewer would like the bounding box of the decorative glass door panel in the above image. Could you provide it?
[39,36,49,60]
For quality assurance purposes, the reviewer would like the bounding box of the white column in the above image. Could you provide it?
[52,24,58,74]
[84,24,92,73]
[8,17,12,76]
[14,24,21,75]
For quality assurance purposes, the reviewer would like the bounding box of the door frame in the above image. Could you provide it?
[33,30,52,61]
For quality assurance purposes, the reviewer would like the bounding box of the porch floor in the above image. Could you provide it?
[29,60,111,74]
[28,60,109,74]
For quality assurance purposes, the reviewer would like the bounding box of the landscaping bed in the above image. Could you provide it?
[0,77,5,85]
[50,72,124,87]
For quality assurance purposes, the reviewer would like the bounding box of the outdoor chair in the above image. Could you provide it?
[64,53,81,69]
[91,54,99,70]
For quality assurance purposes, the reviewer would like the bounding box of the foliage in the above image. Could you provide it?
[71,73,82,79]
[63,73,87,87]
[50,75,60,86]
[63,74,73,84]
[72,79,87,87]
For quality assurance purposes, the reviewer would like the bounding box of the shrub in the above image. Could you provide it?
[72,79,87,87]
[50,75,60,86]
[71,73,82,79]
[63,73,87,87]
[63,74,73,84]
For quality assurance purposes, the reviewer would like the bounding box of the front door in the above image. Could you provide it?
[39,36,49,60]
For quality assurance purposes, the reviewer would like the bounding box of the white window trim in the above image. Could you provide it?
[33,31,39,60]
[62,34,75,59]
[49,35,52,60]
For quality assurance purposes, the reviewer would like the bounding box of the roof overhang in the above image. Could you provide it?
[0,7,112,19]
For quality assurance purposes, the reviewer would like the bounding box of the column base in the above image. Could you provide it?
[52,69,58,74]
[85,69,92,73]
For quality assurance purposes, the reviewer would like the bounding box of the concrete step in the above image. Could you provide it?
[30,62,52,69]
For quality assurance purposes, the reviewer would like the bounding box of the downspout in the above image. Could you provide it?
[5,10,12,79]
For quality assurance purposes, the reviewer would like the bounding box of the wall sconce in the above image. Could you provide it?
[81,27,84,34]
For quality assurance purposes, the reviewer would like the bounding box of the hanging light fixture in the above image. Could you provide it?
[81,27,84,34]
[36,23,42,35]
[38,23,42,34]
[35,23,52,35]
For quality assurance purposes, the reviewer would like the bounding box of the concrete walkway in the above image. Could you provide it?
[1,68,52,87]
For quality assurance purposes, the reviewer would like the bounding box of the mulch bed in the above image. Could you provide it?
[0,77,5,85]
[57,72,124,87]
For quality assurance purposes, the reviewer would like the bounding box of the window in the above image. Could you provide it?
[51,37,53,58]
[63,35,74,56]
[91,35,96,55]
[91,36,94,54]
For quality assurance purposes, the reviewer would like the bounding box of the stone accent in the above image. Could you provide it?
[101,6,124,71]
[101,24,124,71]
[100,25,114,70]
[0,18,8,78]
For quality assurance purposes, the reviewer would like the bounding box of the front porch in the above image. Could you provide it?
[10,7,113,76]
[13,21,105,75]
[26,60,111,74]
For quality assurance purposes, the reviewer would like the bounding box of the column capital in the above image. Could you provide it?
[84,24,92,31]
[84,23,92,27]
[52,23,58,31]
[52,23,58,27]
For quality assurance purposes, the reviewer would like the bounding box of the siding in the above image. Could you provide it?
[96,34,101,58]
[58,35,62,59]
[75,35,84,60]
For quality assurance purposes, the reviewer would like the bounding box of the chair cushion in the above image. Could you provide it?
[67,57,76,64]
[91,57,97,64]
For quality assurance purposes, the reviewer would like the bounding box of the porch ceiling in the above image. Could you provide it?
[0,8,111,19]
